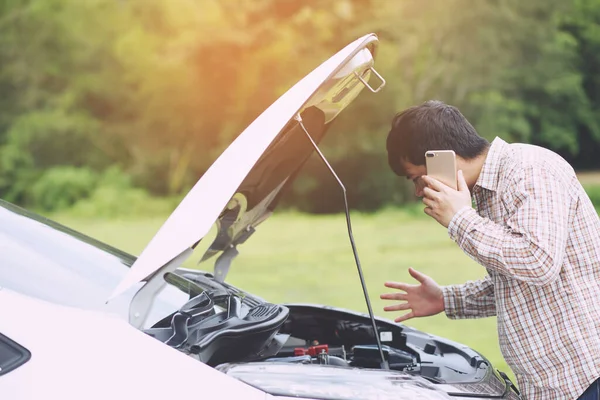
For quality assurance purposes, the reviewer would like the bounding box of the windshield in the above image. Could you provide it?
[0,200,187,325]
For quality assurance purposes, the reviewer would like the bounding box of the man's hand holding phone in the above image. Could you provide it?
[422,170,472,228]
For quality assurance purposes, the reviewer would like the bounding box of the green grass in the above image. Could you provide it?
[53,207,513,382]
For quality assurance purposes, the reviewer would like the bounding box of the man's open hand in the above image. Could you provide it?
[380,268,445,323]
[422,170,472,228]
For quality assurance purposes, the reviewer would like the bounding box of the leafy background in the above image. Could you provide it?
[1,0,599,213]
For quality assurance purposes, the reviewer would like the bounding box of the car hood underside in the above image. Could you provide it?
[108,34,383,305]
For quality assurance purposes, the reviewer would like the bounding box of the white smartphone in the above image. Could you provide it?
[425,150,457,190]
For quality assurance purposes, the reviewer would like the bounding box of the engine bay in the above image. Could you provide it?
[142,269,517,399]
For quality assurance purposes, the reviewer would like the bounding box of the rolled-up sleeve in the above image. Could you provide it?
[443,275,496,319]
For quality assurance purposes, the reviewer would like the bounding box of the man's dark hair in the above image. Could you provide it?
[386,100,489,176]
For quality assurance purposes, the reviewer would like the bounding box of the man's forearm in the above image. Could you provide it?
[442,276,496,319]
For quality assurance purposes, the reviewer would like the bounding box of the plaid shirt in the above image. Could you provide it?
[442,137,600,400]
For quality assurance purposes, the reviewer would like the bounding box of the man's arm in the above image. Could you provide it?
[448,167,571,286]
[442,275,496,319]
[380,268,495,322]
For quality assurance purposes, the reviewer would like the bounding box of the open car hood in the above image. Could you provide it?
[108,33,384,304]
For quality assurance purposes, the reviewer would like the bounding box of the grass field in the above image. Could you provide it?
[53,206,516,382]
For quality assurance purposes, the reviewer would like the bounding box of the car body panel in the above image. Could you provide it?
[219,363,453,400]
[0,288,269,400]
[0,199,189,327]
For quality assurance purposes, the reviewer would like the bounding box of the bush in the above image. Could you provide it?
[280,152,415,214]
[27,167,98,212]
[67,167,180,218]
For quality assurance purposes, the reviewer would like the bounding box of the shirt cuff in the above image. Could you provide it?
[447,206,480,246]
[442,285,462,319]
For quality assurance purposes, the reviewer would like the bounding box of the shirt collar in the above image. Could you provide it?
[475,137,508,192]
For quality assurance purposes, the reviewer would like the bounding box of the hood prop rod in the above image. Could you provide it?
[294,114,389,370]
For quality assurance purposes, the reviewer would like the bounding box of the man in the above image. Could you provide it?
[381,100,600,400]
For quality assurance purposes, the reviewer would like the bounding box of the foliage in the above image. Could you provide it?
[67,167,181,219]
[280,151,416,213]
[1,0,600,212]
[28,166,97,212]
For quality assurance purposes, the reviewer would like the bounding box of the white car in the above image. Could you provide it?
[0,34,520,400]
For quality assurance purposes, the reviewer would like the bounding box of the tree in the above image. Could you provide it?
[0,0,598,211]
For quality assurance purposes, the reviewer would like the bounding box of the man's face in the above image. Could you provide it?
[400,159,427,197]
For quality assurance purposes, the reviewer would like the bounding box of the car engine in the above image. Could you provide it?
[143,270,520,399]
